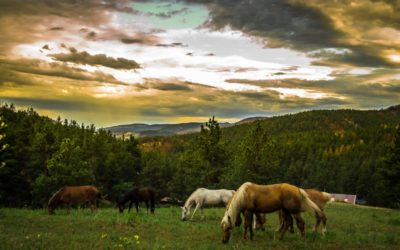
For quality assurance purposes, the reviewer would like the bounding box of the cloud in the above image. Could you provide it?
[50,50,140,70]
[0,58,126,85]
[0,0,125,55]
[140,80,193,92]
[193,0,400,68]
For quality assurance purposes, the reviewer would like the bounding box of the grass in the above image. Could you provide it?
[0,203,399,249]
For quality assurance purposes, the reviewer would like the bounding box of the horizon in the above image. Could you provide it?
[4,102,397,129]
[0,0,399,127]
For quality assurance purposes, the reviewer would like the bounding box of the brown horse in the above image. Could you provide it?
[220,182,324,243]
[117,187,155,213]
[279,188,331,234]
[47,185,104,215]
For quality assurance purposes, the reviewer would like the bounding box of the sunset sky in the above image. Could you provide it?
[0,0,399,127]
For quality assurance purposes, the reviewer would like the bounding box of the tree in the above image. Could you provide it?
[0,116,8,169]
[196,116,227,186]
[381,124,400,208]
[32,138,94,206]
[239,122,280,184]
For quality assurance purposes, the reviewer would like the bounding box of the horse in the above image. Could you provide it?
[181,188,235,221]
[220,182,325,243]
[117,187,155,213]
[278,188,331,234]
[47,185,104,215]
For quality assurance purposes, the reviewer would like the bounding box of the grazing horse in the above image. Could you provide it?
[181,188,234,221]
[47,185,104,215]
[117,187,155,213]
[220,182,324,243]
[279,188,331,234]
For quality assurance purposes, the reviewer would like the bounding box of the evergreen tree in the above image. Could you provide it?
[382,124,400,208]
[0,116,8,169]
[196,116,227,186]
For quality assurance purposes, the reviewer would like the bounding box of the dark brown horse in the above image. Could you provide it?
[220,182,324,243]
[117,187,155,213]
[47,185,104,215]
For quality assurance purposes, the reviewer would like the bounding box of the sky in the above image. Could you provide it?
[0,0,399,127]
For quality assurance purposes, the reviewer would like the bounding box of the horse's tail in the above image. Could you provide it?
[150,189,155,213]
[96,190,111,205]
[48,186,66,209]
[299,188,324,219]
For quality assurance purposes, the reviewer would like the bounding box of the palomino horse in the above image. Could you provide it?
[220,182,324,243]
[181,188,234,221]
[47,185,104,215]
[117,187,155,213]
[279,188,331,234]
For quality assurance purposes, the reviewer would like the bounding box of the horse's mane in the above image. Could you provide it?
[184,188,206,208]
[221,182,252,226]
[48,186,66,208]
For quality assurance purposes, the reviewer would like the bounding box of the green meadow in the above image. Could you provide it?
[0,203,399,250]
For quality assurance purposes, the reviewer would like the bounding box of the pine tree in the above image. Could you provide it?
[382,124,400,208]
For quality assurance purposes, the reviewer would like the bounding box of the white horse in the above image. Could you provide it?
[181,188,235,221]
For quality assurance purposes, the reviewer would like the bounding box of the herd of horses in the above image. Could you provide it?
[47,182,331,244]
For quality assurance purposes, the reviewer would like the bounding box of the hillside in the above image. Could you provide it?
[106,122,232,138]
[1,104,399,208]
[106,105,400,138]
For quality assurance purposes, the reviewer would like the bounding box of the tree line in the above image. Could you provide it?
[1,104,399,208]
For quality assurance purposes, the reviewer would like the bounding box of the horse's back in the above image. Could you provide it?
[62,185,99,204]
[201,189,234,205]
[246,183,303,213]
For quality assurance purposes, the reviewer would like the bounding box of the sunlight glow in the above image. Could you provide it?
[267,87,338,100]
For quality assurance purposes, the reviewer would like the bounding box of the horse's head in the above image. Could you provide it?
[180,206,189,221]
[220,214,233,244]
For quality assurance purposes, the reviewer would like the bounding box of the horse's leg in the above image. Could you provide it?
[145,201,149,213]
[90,200,97,213]
[288,214,294,233]
[277,210,285,232]
[65,202,71,215]
[243,210,254,240]
[190,202,202,220]
[135,202,139,213]
[278,210,291,240]
[322,213,327,235]
[292,213,306,237]
[255,213,265,231]
[315,210,327,235]
[128,201,133,212]
[235,213,242,227]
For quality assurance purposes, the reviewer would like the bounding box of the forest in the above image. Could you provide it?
[0,103,399,208]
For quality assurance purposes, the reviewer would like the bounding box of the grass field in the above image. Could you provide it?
[0,203,399,250]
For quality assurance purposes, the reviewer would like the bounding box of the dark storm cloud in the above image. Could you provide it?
[0,58,127,85]
[186,0,400,68]
[50,50,140,70]
[148,82,192,92]
[198,0,344,50]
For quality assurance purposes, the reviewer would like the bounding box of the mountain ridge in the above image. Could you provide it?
[105,105,400,138]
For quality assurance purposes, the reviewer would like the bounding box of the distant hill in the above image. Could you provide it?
[105,105,400,138]
[106,122,232,138]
